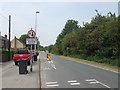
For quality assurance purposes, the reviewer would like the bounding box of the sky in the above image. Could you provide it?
[0,1,119,46]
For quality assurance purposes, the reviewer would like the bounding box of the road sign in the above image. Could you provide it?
[27,30,36,38]
[26,38,37,45]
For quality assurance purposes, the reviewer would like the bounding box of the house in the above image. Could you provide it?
[0,32,9,50]
[11,36,25,50]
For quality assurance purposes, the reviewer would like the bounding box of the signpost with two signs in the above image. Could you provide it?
[26,29,37,72]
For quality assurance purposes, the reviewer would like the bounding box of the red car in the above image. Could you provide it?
[13,50,33,65]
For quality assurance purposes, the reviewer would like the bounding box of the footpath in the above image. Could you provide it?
[1,54,41,89]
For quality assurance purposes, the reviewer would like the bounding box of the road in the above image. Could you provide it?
[40,52,119,89]
[0,51,119,89]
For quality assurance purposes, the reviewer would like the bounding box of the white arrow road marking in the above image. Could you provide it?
[47,59,57,70]
[51,63,56,70]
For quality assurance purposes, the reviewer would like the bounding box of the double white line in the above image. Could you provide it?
[68,80,80,86]
[46,82,59,87]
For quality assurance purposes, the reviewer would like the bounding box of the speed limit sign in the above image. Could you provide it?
[27,30,36,38]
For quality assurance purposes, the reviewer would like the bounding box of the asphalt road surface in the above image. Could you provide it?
[40,52,119,89]
[0,52,119,90]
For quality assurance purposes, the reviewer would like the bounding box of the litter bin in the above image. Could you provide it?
[18,59,28,74]
[34,55,37,61]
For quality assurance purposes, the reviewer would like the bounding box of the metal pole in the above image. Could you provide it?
[34,11,39,54]
[30,45,32,72]
[8,15,11,60]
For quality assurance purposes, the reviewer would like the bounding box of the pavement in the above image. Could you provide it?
[1,54,41,89]
[40,52,119,89]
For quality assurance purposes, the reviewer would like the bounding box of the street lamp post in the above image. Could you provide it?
[34,11,39,54]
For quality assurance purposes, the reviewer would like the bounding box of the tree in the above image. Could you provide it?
[19,34,28,44]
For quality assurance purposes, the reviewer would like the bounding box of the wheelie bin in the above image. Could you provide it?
[18,59,28,74]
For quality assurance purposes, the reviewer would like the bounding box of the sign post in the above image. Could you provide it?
[26,28,37,72]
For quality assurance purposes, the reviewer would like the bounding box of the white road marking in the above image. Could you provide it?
[46,82,58,84]
[89,81,99,84]
[70,83,80,86]
[47,84,59,87]
[47,59,57,70]
[46,81,59,87]
[85,79,96,82]
[96,80,112,89]
[51,64,56,70]
[68,80,80,86]
[44,68,50,70]
[86,79,112,89]
[68,80,77,83]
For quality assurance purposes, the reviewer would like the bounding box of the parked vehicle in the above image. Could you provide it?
[13,50,33,65]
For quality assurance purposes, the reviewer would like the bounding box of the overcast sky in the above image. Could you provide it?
[0,1,118,46]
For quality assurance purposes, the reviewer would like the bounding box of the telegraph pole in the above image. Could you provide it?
[8,15,11,60]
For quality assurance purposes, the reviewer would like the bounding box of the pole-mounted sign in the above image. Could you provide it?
[27,29,36,38]
[26,29,37,45]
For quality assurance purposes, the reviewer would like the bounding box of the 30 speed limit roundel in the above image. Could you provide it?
[27,30,36,38]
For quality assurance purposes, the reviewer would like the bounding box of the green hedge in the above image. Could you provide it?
[69,55,119,67]
[1,50,17,54]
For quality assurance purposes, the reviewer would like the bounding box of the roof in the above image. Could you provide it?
[16,38,25,45]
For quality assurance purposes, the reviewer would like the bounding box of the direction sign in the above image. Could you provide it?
[26,38,37,45]
[27,30,36,38]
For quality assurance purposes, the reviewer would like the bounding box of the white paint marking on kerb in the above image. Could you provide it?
[70,83,80,85]
[68,80,77,83]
